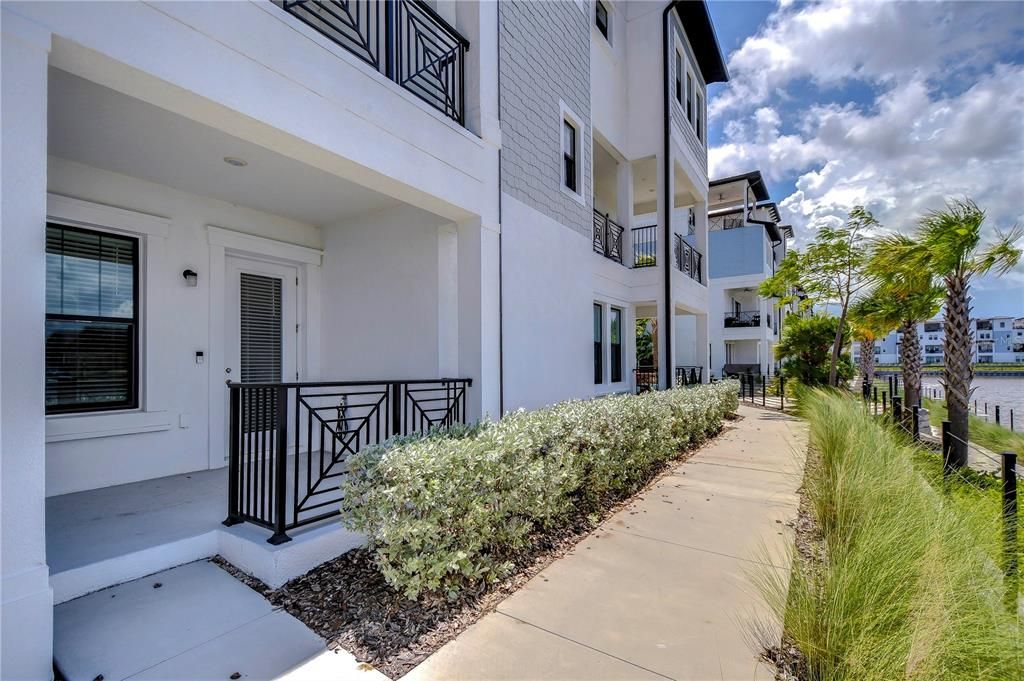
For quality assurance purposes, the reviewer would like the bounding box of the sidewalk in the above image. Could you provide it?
[403,405,808,681]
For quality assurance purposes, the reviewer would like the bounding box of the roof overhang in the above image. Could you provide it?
[709,170,770,202]
[672,1,729,85]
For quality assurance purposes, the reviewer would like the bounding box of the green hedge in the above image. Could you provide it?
[341,381,739,598]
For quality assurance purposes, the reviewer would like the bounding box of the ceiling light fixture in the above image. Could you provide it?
[223,157,248,167]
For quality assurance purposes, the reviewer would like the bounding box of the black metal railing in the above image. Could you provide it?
[275,1,469,125]
[672,234,703,283]
[709,214,746,231]
[724,311,762,328]
[634,366,658,392]
[675,366,703,386]
[592,210,624,264]
[223,377,471,543]
[633,225,656,268]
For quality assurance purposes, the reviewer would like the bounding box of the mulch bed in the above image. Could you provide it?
[759,457,819,681]
[214,420,736,679]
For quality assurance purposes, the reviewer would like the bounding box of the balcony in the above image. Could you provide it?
[633,225,657,268]
[709,213,746,231]
[592,210,624,265]
[673,233,703,283]
[724,311,767,328]
[976,320,993,331]
[274,0,469,125]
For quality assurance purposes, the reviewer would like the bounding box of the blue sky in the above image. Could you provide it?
[704,0,1024,318]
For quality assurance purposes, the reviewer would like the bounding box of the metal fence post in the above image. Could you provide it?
[873,386,878,415]
[1000,451,1018,610]
[223,384,242,527]
[995,405,1000,426]
[780,375,785,411]
[268,385,291,545]
[761,375,766,407]
[893,396,902,426]
[882,390,887,413]
[941,421,952,478]
[912,405,920,441]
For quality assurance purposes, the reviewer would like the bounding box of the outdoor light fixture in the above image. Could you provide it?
[182,269,198,287]
[223,157,248,167]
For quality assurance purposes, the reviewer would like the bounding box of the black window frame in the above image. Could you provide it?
[610,307,622,383]
[695,91,703,141]
[595,1,610,41]
[686,71,693,123]
[45,222,140,415]
[594,303,604,384]
[563,118,578,194]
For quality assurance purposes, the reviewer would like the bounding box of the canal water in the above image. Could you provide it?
[920,375,1024,431]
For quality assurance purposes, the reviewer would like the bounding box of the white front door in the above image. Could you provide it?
[224,255,299,387]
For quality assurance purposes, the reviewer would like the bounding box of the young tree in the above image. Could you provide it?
[775,314,854,387]
[848,296,893,392]
[761,207,876,387]
[870,200,1021,467]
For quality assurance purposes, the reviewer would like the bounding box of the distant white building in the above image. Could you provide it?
[703,170,795,377]
[852,316,1024,366]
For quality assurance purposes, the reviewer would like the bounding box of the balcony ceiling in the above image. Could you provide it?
[47,69,399,227]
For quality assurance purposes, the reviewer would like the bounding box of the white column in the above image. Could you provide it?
[1,9,54,679]
[655,153,674,389]
[695,313,709,383]
[457,218,500,420]
[437,224,459,376]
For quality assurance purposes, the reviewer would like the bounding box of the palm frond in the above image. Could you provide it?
[971,225,1023,276]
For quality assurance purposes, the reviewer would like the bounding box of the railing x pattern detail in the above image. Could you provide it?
[276,1,469,125]
[224,378,471,543]
[592,210,624,264]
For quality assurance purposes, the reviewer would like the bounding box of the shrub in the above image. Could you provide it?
[776,314,854,386]
[758,391,1022,680]
[342,381,738,599]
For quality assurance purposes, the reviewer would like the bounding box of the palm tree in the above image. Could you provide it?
[871,200,1021,466]
[852,280,941,424]
[849,296,893,395]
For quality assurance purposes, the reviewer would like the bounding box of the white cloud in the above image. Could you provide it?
[708,0,1024,298]
[710,0,1023,117]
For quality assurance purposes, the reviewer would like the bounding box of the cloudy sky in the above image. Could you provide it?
[705,0,1024,318]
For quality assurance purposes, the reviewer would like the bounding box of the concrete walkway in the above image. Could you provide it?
[403,405,807,681]
[54,559,388,681]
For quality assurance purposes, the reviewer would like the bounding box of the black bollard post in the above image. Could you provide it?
[912,405,920,441]
[780,376,785,411]
[761,375,766,407]
[893,396,903,427]
[995,405,1001,427]
[882,390,887,413]
[1001,451,1018,610]
[873,386,878,415]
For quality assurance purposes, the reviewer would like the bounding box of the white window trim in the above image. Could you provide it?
[559,101,586,206]
[44,194,171,441]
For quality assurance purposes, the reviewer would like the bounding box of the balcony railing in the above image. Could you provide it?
[634,366,658,393]
[275,1,469,125]
[708,214,746,231]
[673,234,703,283]
[674,366,703,387]
[724,311,763,328]
[633,225,657,268]
[223,377,471,543]
[592,210,624,264]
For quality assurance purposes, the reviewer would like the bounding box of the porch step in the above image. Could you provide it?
[53,559,381,681]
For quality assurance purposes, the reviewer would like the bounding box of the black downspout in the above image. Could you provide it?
[661,2,678,389]
[497,3,504,415]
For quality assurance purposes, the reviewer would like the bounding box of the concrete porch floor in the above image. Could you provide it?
[47,468,227,576]
[47,461,364,604]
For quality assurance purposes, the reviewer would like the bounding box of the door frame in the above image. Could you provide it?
[206,226,322,470]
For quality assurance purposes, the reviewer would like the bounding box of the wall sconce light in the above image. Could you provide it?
[182,269,198,287]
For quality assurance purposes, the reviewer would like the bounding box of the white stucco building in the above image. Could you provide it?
[704,171,793,378]
[852,316,1024,366]
[0,2,727,676]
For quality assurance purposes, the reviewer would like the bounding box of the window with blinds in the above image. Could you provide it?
[239,273,283,384]
[45,223,139,413]
[239,273,283,433]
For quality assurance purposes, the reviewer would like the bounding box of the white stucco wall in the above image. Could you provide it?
[319,205,448,381]
[501,193,594,411]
